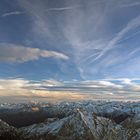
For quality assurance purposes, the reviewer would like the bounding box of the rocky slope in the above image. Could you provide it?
[0,119,23,140]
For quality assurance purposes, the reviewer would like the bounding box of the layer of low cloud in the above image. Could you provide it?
[0,78,140,101]
[0,43,69,63]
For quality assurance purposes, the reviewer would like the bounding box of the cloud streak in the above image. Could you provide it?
[46,5,81,12]
[1,11,24,17]
[120,1,140,8]
[0,43,69,63]
[93,15,140,61]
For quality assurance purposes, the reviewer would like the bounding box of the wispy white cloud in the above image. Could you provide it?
[58,0,140,79]
[42,79,63,87]
[100,78,140,91]
[129,47,140,56]
[17,0,70,41]
[15,0,140,80]
[46,5,81,11]
[16,0,52,43]
[1,11,24,17]
[103,78,140,81]
[0,78,29,89]
[120,1,140,8]
[0,78,32,97]
[98,81,123,88]
[93,15,140,61]
[0,43,68,63]
[119,30,140,43]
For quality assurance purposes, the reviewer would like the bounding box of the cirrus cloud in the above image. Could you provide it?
[1,11,24,17]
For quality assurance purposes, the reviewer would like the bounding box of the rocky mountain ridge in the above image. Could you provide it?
[0,101,140,140]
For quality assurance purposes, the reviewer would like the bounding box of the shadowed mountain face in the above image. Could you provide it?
[0,101,140,140]
[2,112,49,128]
[0,110,47,128]
[0,120,23,140]
[0,110,66,128]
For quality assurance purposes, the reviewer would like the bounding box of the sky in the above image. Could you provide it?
[0,0,140,102]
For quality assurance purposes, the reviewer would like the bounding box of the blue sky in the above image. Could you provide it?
[0,0,140,101]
